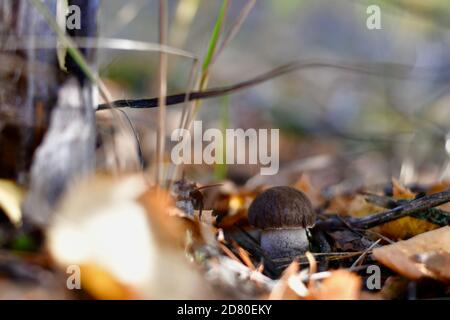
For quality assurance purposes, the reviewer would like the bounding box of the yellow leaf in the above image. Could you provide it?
[374,216,439,240]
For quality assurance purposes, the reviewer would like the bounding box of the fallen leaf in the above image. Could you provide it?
[373,226,450,281]
[428,181,450,194]
[419,252,450,281]
[392,178,415,200]
[428,181,450,211]
[348,195,384,218]
[379,276,410,300]
[326,194,384,217]
[374,216,439,240]
[329,230,373,251]
[215,192,255,228]
[48,173,219,299]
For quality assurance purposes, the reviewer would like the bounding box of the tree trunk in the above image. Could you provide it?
[0,0,99,225]
[0,0,59,182]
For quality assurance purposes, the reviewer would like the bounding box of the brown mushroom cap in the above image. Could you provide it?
[248,186,316,229]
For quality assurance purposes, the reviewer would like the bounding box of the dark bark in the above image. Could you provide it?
[97,60,420,111]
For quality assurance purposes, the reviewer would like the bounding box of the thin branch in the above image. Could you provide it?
[364,193,450,226]
[97,59,440,111]
[349,239,381,271]
[316,188,450,230]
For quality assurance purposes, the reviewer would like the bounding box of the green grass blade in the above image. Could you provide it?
[201,0,229,74]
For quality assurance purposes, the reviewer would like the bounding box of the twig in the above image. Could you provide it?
[97,59,436,111]
[273,251,364,262]
[364,193,450,226]
[362,193,398,208]
[349,239,381,271]
[219,243,241,263]
[316,188,450,230]
[235,244,256,270]
[274,252,363,269]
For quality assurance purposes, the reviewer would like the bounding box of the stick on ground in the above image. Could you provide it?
[316,188,450,231]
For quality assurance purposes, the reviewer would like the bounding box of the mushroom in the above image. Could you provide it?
[248,186,316,259]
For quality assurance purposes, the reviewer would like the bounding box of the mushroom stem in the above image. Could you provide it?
[261,228,309,259]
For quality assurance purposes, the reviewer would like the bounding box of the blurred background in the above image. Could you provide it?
[96,0,450,190]
[1,0,450,300]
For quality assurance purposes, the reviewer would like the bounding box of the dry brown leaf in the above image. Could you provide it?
[348,195,384,217]
[48,174,219,299]
[325,194,384,218]
[373,226,450,281]
[427,181,450,194]
[428,181,450,211]
[307,270,361,300]
[139,186,199,247]
[324,194,354,215]
[392,178,416,200]
[329,230,373,251]
[379,276,410,300]
[420,252,450,281]
[215,192,255,228]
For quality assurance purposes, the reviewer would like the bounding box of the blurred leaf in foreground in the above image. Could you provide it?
[0,179,24,226]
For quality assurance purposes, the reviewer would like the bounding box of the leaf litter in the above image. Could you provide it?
[1,172,449,300]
